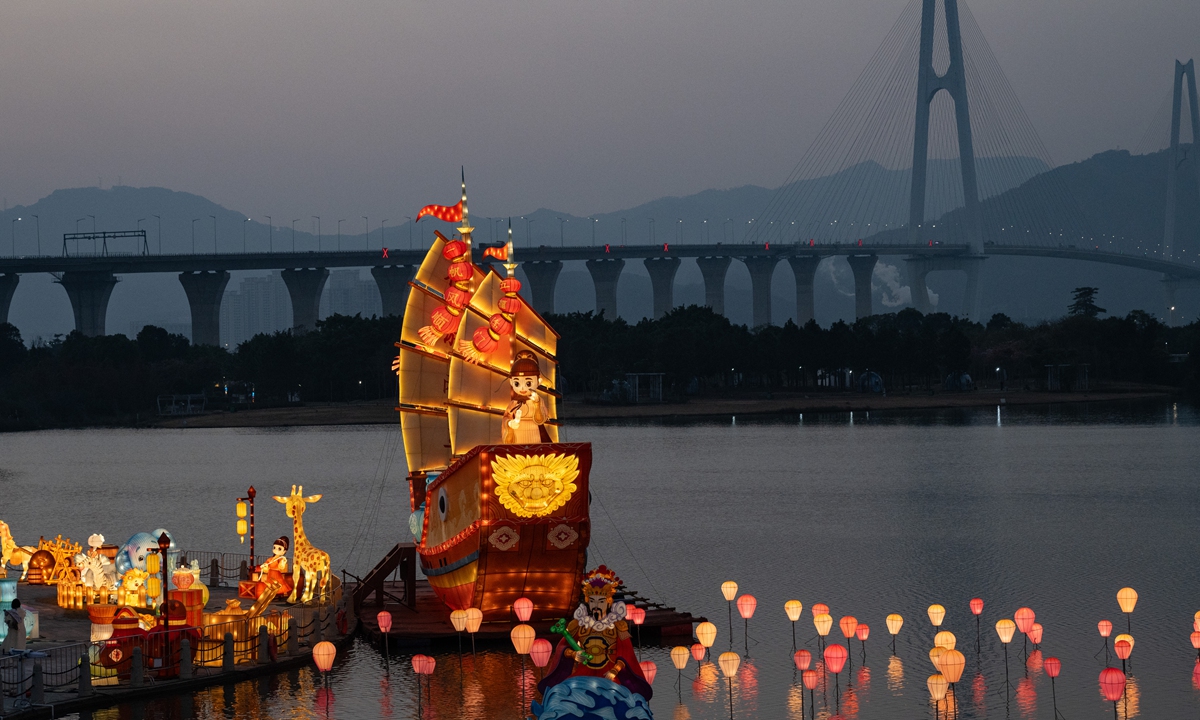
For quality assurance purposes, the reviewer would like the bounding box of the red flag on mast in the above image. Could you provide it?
[415,200,464,223]
[482,244,509,261]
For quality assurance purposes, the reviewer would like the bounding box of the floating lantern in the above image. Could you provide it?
[927,605,945,627]
[737,595,757,619]
[785,600,803,622]
[927,673,948,701]
[812,603,829,617]
[886,613,904,635]
[1117,587,1138,614]
[1194,618,1200,633]
[801,668,819,690]
[450,609,468,633]
[718,651,740,677]
[465,608,483,633]
[690,643,705,662]
[825,644,848,674]
[1099,666,1126,703]
[721,582,738,602]
[934,631,956,650]
[839,616,858,642]
[929,646,945,671]
[1098,620,1113,638]
[1045,656,1061,678]
[671,646,690,671]
[377,611,393,633]
[640,660,657,684]
[1113,633,1134,654]
[531,638,553,668]
[856,624,869,642]
[413,654,436,675]
[510,624,535,654]
[1014,607,1035,634]
[513,597,533,622]
[996,619,1016,644]
[794,649,812,670]
[313,640,336,685]
[1114,639,1132,660]
[1190,631,1200,658]
[696,621,718,657]
[628,606,647,625]
[970,598,984,616]
[939,649,965,683]
[1029,622,1043,646]
[814,613,833,639]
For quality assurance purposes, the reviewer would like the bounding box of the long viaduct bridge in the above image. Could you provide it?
[1,239,1198,346]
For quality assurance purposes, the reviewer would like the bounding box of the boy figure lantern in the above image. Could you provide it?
[537,566,653,702]
[503,350,550,444]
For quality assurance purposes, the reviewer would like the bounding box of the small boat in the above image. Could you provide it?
[397,179,590,622]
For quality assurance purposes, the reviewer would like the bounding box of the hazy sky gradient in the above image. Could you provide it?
[1,0,1196,225]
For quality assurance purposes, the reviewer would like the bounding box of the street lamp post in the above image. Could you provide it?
[10,217,19,257]
[362,217,368,250]
[404,217,412,250]
[266,216,272,252]
[292,219,299,251]
[31,215,39,255]
[590,217,597,245]
[380,219,388,251]
[523,217,536,247]
[191,219,200,253]
[312,216,321,251]
[153,215,161,254]
[648,218,655,243]
[337,219,345,251]
[677,218,683,245]
[243,218,249,252]
[621,218,627,244]
[210,215,217,253]
[89,215,96,253]
[557,217,566,247]
[137,218,145,255]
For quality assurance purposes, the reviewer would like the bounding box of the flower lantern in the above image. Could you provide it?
[450,609,468,633]
[1029,622,1044,646]
[970,598,984,616]
[856,624,869,642]
[690,643,705,662]
[718,651,741,677]
[721,581,738,602]
[671,646,690,671]
[530,638,553,668]
[510,624,535,654]
[886,613,904,635]
[785,600,803,622]
[927,604,946,627]
[801,669,819,690]
[1114,639,1132,660]
[640,660,657,684]
[824,644,848,674]
[794,649,812,670]
[1098,620,1112,638]
[939,649,965,684]
[1099,667,1126,703]
[812,603,829,617]
[513,597,533,622]
[927,673,948,702]
[465,608,483,634]
[377,611,393,634]
[696,621,718,650]
[1044,656,1061,678]
[814,613,834,638]
[995,619,1016,644]
[934,630,956,650]
[737,595,757,619]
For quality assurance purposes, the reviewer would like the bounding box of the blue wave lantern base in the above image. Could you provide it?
[533,676,653,720]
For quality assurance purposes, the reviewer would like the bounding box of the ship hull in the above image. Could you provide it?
[416,442,591,622]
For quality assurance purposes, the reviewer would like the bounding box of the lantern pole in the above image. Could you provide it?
[157,532,171,675]
[1050,675,1058,719]
[743,617,749,658]
[521,654,527,720]
[975,615,981,655]
[809,686,815,720]
[247,486,256,564]
[791,621,797,654]
[727,600,734,651]
[727,674,734,720]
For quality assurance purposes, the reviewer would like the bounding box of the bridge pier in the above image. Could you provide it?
[281,268,330,332]
[743,257,779,327]
[522,261,563,315]
[846,255,878,320]
[371,265,416,317]
[904,255,985,320]
[644,257,681,319]
[787,256,822,326]
[0,274,18,327]
[178,271,230,346]
[905,258,934,313]
[585,259,624,318]
[696,257,732,315]
[57,271,119,337]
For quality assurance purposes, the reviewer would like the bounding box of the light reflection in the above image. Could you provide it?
[787,682,807,720]
[886,655,904,693]
[1120,674,1141,719]
[972,671,987,712]
[1016,675,1037,718]
[694,661,719,703]
[737,659,760,716]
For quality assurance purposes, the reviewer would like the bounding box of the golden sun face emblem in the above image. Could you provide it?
[491,453,580,518]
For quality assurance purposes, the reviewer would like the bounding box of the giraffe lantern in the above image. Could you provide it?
[273,486,331,604]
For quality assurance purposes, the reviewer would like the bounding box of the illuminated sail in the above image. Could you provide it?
[447,270,561,456]
[397,231,486,473]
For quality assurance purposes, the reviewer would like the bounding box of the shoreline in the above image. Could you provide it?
[150,385,1177,429]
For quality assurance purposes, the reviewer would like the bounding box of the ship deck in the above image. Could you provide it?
[352,580,703,649]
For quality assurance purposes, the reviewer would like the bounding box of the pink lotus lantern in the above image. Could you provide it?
[513,597,533,622]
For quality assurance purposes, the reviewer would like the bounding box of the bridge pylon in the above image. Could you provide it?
[1163,59,1200,263]
[907,0,987,320]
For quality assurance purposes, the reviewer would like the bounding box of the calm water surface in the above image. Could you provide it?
[0,399,1197,719]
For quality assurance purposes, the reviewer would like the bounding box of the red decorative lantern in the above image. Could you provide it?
[801,669,820,690]
[498,295,522,315]
[488,314,514,336]
[313,641,337,673]
[970,598,984,616]
[839,616,858,641]
[812,603,829,617]
[737,595,757,620]
[443,285,471,309]
[499,278,522,294]
[1044,656,1061,678]
[447,261,473,282]
[1029,622,1043,646]
[856,624,870,641]
[513,597,533,622]
[1190,631,1200,650]
[1098,620,1113,638]
[377,610,393,634]
[470,326,498,353]
[442,240,468,260]
[1014,608,1035,635]
[1114,639,1132,660]
[794,649,812,670]
[628,606,647,625]
[530,638,553,668]
[1098,667,1126,702]
[824,644,848,674]
[640,660,657,684]
[412,654,436,675]
[690,643,705,663]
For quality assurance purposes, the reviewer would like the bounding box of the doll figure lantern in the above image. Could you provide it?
[502,351,550,444]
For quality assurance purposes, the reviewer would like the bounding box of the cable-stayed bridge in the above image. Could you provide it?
[0,0,1198,343]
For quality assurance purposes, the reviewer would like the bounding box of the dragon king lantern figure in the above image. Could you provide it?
[533,566,653,719]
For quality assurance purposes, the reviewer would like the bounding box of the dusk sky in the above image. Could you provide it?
[1,0,1196,224]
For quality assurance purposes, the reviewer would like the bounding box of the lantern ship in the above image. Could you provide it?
[396,176,591,623]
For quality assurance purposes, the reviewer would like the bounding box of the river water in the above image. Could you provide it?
[0,399,1197,719]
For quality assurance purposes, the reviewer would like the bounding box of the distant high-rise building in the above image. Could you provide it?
[219,270,381,349]
[319,269,382,320]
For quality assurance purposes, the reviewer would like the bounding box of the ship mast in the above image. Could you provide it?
[458,167,474,260]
